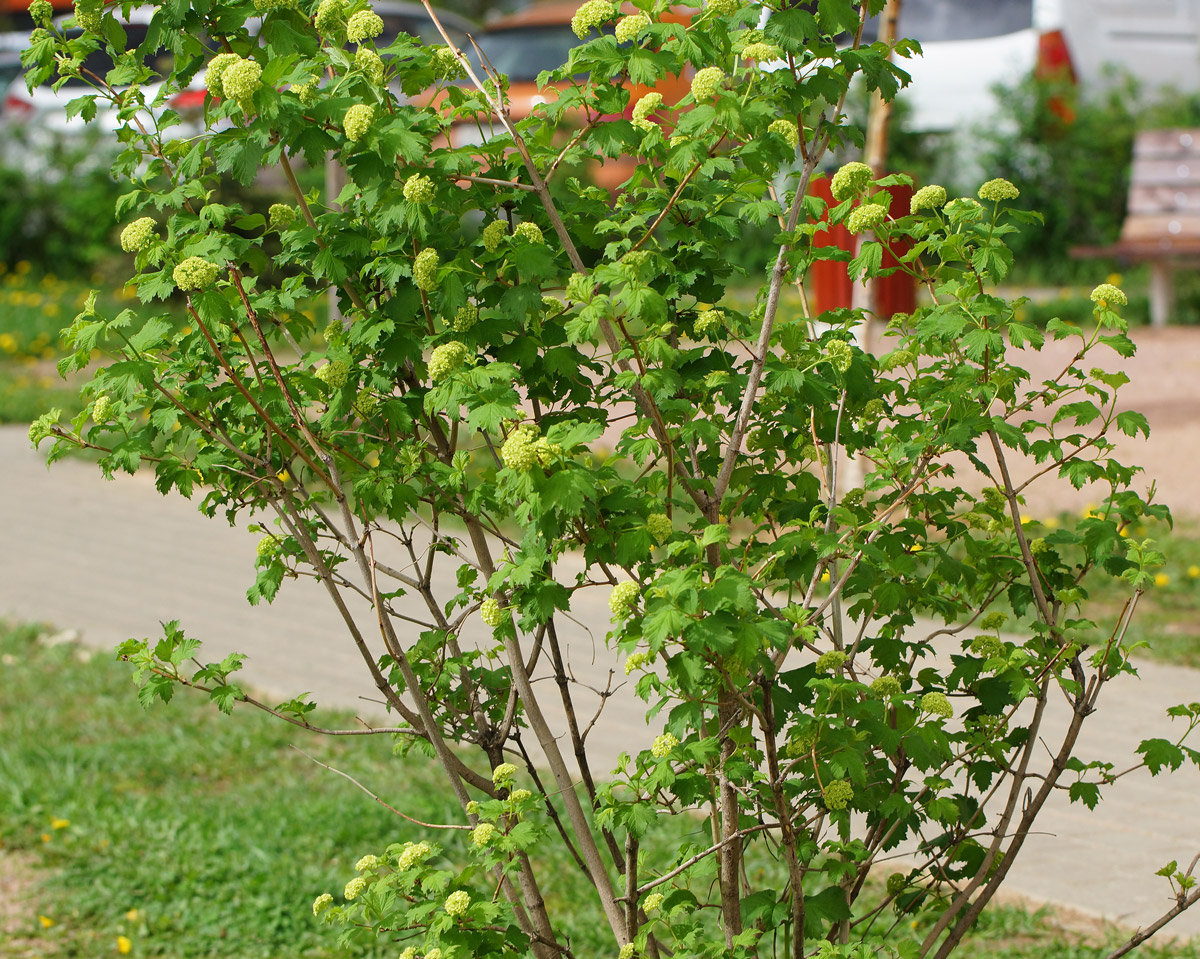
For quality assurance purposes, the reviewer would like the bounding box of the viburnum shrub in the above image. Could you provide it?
[25,0,1200,957]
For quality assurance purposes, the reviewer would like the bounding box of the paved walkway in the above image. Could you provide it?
[2,425,1199,937]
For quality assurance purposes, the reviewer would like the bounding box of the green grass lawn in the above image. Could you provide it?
[4,619,1200,959]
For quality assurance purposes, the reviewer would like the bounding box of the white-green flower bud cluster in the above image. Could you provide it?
[480,597,504,627]
[451,304,478,331]
[92,394,113,423]
[430,46,465,80]
[823,779,853,810]
[690,66,724,100]
[824,339,853,373]
[815,649,847,672]
[315,0,347,35]
[694,308,724,336]
[571,0,614,38]
[566,272,592,302]
[978,177,1019,202]
[395,841,432,870]
[619,945,636,959]
[830,161,872,201]
[344,875,368,900]
[256,536,278,560]
[354,854,382,872]
[920,691,953,718]
[205,53,240,97]
[296,77,320,105]
[346,9,383,42]
[492,762,518,785]
[615,12,650,43]
[624,650,652,675]
[706,0,740,15]
[514,221,544,244]
[268,203,298,231]
[29,0,52,27]
[353,390,378,419]
[643,892,665,913]
[315,360,350,390]
[221,58,262,103]
[870,675,902,697]
[253,0,297,10]
[312,892,333,916]
[481,220,507,252]
[355,47,384,85]
[73,0,102,33]
[343,103,375,141]
[413,248,439,290]
[609,580,639,618]
[846,202,887,234]
[768,118,799,150]
[120,217,157,253]
[646,512,672,544]
[173,256,219,292]
[741,41,781,61]
[444,890,471,917]
[403,174,435,204]
[631,92,663,132]
[910,184,947,214]
[471,822,496,846]
[500,424,541,470]
[428,340,471,382]
[1090,283,1127,308]
[650,732,678,759]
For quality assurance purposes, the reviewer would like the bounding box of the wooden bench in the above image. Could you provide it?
[1074,127,1200,327]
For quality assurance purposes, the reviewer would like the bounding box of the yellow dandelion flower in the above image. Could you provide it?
[125,908,139,921]
[1188,565,1200,579]
[39,915,55,928]
[50,817,69,829]
[117,935,133,954]
[820,571,830,583]
[1154,573,1170,588]
[41,833,51,842]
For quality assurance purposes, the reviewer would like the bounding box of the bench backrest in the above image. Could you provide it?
[1122,128,1200,247]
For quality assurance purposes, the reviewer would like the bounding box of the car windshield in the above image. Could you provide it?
[464,25,583,83]
[54,24,175,88]
[862,0,1033,42]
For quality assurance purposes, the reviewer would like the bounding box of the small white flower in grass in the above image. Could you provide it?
[651,732,678,758]
[120,217,157,253]
[690,66,725,100]
[346,9,383,42]
[444,890,471,916]
[609,581,639,618]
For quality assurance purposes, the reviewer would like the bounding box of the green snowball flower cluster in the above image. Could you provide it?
[920,691,953,718]
[396,840,432,870]
[695,308,724,336]
[481,220,507,252]
[29,0,52,26]
[92,394,113,423]
[651,732,679,758]
[624,650,652,675]
[500,425,540,470]
[643,892,665,913]
[619,945,636,959]
[253,0,297,10]
[355,854,382,872]
[910,184,948,214]
[344,876,368,900]
[566,272,592,302]
[315,360,350,390]
[403,174,435,204]
[881,349,913,371]
[786,726,818,758]
[631,92,663,132]
[571,0,614,38]
[268,203,298,231]
[815,649,847,673]
[346,9,384,42]
[221,58,262,103]
[173,256,219,292]
[471,822,496,846]
[343,103,375,141]
[741,41,781,60]
[824,339,853,373]
[615,12,650,43]
[970,634,1005,658]
[886,873,907,896]
[296,77,320,105]
[352,391,378,419]
[312,892,333,916]
[492,762,518,785]
[515,221,544,244]
[690,66,725,100]
[1090,282,1127,308]
[978,177,1020,202]
[205,53,240,97]
[846,202,888,235]
[646,512,672,544]
[356,47,384,85]
[412,248,439,290]
[830,160,872,201]
[256,536,278,560]
[509,788,532,802]
[73,0,102,33]
[707,0,740,15]
[980,611,1008,631]
[428,341,471,382]
[119,217,157,253]
[444,890,471,917]
[870,675,902,697]
[451,304,478,331]
[609,580,639,618]
[822,779,854,810]
[314,0,347,35]
[430,46,465,80]
[480,597,504,627]
[768,118,799,150]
